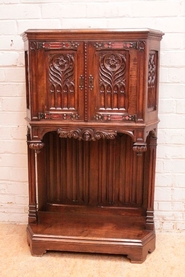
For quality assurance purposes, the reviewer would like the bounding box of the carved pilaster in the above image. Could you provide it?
[145,130,157,230]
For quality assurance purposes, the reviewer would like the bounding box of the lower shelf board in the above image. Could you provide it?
[27,209,155,263]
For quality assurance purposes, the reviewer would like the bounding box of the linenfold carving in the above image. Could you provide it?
[57,128,117,141]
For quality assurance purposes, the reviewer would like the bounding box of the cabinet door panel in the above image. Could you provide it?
[87,41,144,122]
[29,41,84,121]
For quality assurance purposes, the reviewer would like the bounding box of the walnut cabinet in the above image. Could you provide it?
[22,29,163,263]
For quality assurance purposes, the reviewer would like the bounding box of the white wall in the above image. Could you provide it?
[0,0,185,232]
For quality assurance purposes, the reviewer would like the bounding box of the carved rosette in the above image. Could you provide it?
[57,128,117,141]
[29,41,37,50]
[29,141,44,153]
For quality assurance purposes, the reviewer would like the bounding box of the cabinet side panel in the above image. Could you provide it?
[148,51,158,112]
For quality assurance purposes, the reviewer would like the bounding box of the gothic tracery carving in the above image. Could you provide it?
[48,54,75,110]
[99,53,127,110]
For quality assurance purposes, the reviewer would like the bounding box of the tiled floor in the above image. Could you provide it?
[0,223,185,277]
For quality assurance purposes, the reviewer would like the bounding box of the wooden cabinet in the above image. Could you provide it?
[22,29,163,263]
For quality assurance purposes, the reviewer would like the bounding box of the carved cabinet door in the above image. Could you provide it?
[28,41,84,121]
[87,40,145,123]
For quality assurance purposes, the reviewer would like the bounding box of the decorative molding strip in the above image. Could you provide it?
[57,128,117,141]
[38,112,80,120]
[84,42,88,121]
[30,41,80,50]
[94,41,145,50]
[94,113,136,122]
[42,41,80,49]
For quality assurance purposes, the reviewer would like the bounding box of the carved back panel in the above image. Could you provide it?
[43,132,144,207]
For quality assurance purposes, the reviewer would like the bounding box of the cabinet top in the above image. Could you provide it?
[22,28,164,41]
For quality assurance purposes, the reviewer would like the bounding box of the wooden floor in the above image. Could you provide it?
[1,223,185,277]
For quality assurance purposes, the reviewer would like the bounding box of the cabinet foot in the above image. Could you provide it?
[30,247,47,257]
[127,242,155,263]
[127,253,148,264]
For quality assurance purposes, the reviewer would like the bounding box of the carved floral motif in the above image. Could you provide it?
[148,53,156,87]
[29,141,44,153]
[48,54,75,110]
[148,52,157,110]
[57,128,117,141]
[99,53,127,110]
[133,143,147,153]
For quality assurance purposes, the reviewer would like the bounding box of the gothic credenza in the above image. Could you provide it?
[22,29,163,263]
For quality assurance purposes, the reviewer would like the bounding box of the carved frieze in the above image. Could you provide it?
[57,128,117,141]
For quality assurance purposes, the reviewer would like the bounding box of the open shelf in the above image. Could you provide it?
[27,206,155,263]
